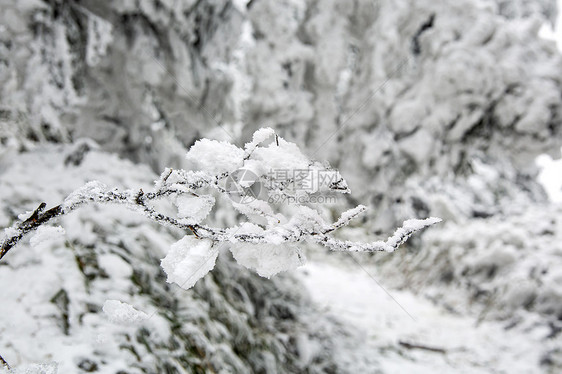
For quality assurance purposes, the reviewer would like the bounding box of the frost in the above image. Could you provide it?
[244,127,275,155]
[230,242,305,278]
[62,181,108,211]
[251,138,310,171]
[175,195,214,224]
[402,217,443,231]
[17,210,34,222]
[384,217,443,252]
[283,206,330,234]
[225,222,265,238]
[316,216,443,253]
[29,226,65,250]
[245,160,270,178]
[102,299,149,325]
[0,362,58,374]
[232,200,284,226]
[3,226,20,239]
[332,205,367,229]
[185,139,244,174]
[161,237,218,289]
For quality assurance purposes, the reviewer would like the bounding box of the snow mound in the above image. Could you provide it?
[185,139,244,174]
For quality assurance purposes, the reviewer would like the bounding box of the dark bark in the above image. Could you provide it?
[399,340,446,354]
[0,353,10,369]
[0,203,63,261]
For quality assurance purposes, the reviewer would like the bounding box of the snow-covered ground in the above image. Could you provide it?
[298,260,555,373]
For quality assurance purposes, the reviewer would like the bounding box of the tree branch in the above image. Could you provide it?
[1,129,442,261]
[1,203,63,260]
[1,181,440,261]
[0,353,10,370]
[398,340,446,354]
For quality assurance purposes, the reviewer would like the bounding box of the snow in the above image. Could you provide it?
[251,138,310,171]
[537,150,562,203]
[3,226,21,239]
[232,199,284,226]
[229,242,305,278]
[97,253,132,279]
[185,138,245,174]
[382,218,442,251]
[244,127,275,154]
[102,299,149,325]
[85,10,113,67]
[402,217,442,231]
[282,205,330,234]
[175,194,214,224]
[298,260,555,374]
[29,226,65,251]
[332,205,367,228]
[17,210,35,222]
[226,221,265,237]
[239,160,268,181]
[161,236,218,289]
[62,181,108,211]
[0,362,58,374]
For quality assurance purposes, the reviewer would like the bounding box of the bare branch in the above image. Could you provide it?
[398,340,446,354]
[0,353,10,370]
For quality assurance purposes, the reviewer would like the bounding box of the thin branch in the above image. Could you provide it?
[314,217,442,253]
[1,203,63,260]
[323,205,367,234]
[1,178,441,260]
[398,340,446,354]
[1,186,440,262]
[1,138,441,260]
[0,353,10,370]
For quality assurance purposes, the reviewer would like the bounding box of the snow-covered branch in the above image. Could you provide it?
[1,128,441,287]
[0,353,10,370]
[313,217,442,253]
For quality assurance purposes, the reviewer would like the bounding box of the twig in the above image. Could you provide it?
[0,180,440,261]
[398,340,446,354]
[0,353,10,370]
[1,144,441,261]
[0,203,63,260]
